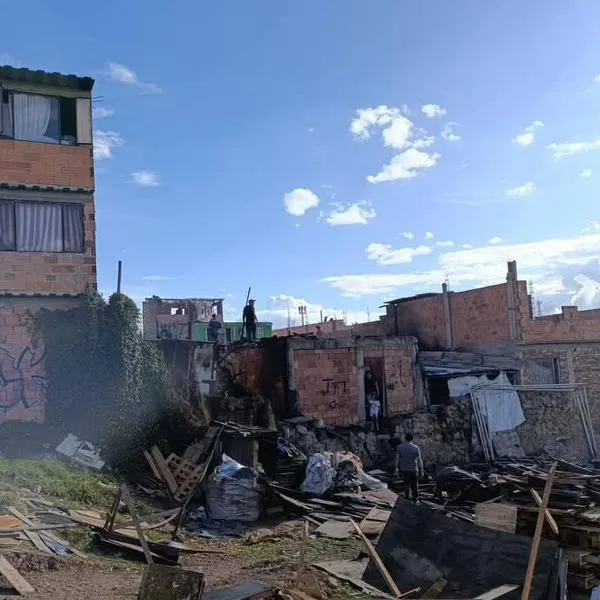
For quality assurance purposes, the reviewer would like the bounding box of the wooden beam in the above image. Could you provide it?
[521,462,557,600]
[120,483,154,565]
[530,489,559,536]
[0,555,34,595]
[350,518,402,599]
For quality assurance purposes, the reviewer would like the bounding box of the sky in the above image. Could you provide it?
[3,0,600,327]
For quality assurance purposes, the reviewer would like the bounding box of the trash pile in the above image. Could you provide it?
[409,457,600,595]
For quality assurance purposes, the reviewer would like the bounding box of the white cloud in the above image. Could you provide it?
[131,170,160,187]
[350,105,400,139]
[94,130,124,160]
[513,120,544,147]
[436,240,454,248]
[381,115,414,149]
[0,53,21,67]
[261,294,370,327]
[106,62,163,94]
[324,230,600,302]
[367,149,440,183]
[582,221,600,233]
[366,243,432,265]
[93,107,115,119]
[547,138,600,160]
[593,74,600,84]
[412,136,436,149]
[401,232,415,240]
[581,169,593,179]
[421,104,447,118]
[488,236,505,245]
[425,232,435,240]
[441,122,461,142]
[326,203,376,226]
[462,244,473,249]
[142,275,170,281]
[284,188,320,216]
[506,182,536,198]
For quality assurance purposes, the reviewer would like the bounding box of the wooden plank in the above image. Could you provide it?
[144,449,162,480]
[474,503,517,534]
[23,530,52,554]
[350,518,403,598]
[151,446,178,495]
[120,483,153,565]
[420,578,446,598]
[530,489,559,535]
[315,520,353,540]
[475,585,520,600]
[521,462,557,600]
[295,521,309,586]
[0,555,35,594]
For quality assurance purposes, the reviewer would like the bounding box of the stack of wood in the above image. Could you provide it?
[420,457,600,594]
[143,424,223,503]
[272,485,396,540]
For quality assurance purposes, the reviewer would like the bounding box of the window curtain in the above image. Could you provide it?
[16,203,63,252]
[62,205,84,252]
[0,202,15,250]
[13,93,58,142]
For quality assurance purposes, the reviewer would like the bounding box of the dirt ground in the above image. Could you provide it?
[0,522,367,600]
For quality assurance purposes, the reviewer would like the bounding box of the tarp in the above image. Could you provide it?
[449,372,525,433]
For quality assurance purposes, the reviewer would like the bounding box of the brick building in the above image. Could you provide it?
[0,64,96,423]
[225,336,424,426]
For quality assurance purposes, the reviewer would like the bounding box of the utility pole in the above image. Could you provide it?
[117,260,122,294]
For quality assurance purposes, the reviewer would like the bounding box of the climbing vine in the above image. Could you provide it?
[33,293,178,471]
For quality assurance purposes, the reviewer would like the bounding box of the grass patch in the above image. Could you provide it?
[0,458,116,506]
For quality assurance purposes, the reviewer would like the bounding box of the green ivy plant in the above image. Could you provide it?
[32,293,178,471]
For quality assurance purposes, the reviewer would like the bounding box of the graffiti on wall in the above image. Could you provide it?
[321,378,348,409]
[0,345,47,421]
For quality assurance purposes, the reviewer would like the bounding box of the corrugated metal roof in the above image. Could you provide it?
[0,182,93,194]
[0,65,94,91]
[382,292,440,306]
[0,292,84,298]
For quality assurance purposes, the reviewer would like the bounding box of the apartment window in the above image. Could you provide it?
[0,201,84,252]
[0,91,79,145]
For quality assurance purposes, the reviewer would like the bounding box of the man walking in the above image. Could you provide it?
[364,368,381,431]
[394,433,424,503]
[242,299,258,341]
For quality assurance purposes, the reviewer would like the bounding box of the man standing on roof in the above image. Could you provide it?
[394,433,424,503]
[243,299,258,341]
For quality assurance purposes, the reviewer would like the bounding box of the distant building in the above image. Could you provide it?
[142,297,272,343]
[142,297,224,341]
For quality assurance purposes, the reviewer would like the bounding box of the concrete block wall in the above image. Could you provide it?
[1,200,96,294]
[523,306,600,342]
[0,140,94,189]
[387,294,447,347]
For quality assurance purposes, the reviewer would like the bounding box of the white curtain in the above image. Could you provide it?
[0,202,14,250]
[13,93,56,142]
[62,204,84,252]
[16,203,63,252]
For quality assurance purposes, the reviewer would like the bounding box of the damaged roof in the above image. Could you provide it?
[0,65,94,91]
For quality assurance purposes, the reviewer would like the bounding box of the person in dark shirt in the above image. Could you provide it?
[394,433,424,503]
[243,299,257,341]
[207,314,222,342]
[364,368,381,431]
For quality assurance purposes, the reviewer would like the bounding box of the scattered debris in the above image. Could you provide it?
[55,433,105,471]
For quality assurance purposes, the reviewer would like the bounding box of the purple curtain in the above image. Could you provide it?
[63,204,84,252]
[0,202,15,250]
[16,203,62,251]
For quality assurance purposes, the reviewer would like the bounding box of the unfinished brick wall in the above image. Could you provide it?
[387,295,447,347]
[450,283,511,348]
[523,306,600,342]
[224,340,287,415]
[294,347,359,426]
[0,140,93,189]
[0,201,96,294]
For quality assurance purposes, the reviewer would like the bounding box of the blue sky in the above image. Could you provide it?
[4,0,600,326]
